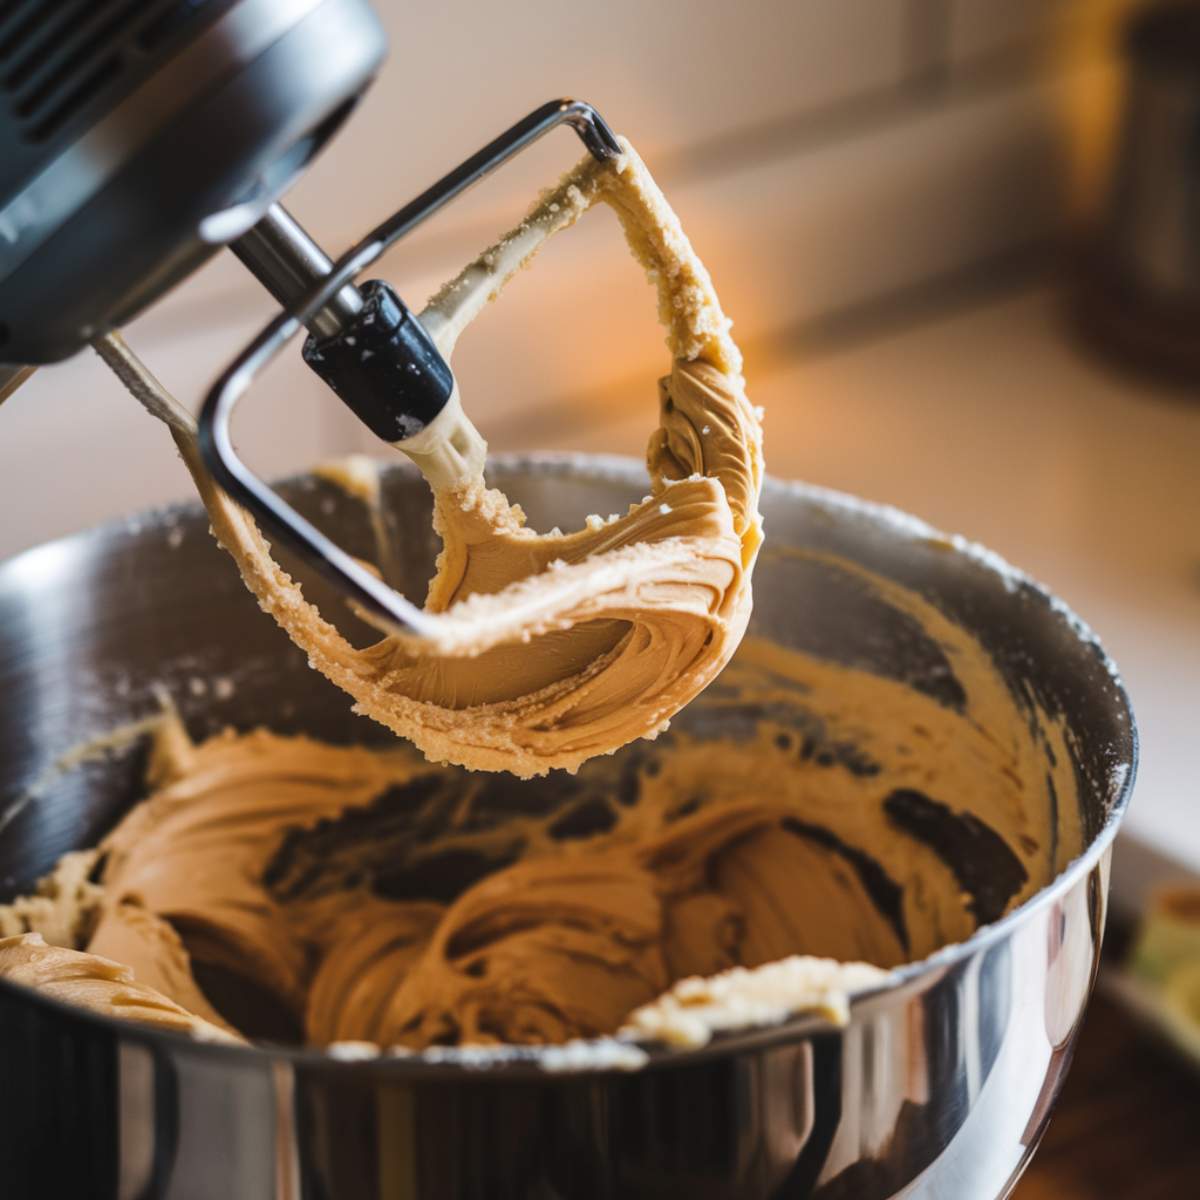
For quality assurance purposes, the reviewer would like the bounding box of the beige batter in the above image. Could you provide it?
[166,138,762,779]
[0,555,1080,1051]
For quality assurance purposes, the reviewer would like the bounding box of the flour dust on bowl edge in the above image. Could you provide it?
[0,454,1135,1199]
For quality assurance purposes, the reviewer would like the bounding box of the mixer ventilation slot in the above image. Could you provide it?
[0,0,222,143]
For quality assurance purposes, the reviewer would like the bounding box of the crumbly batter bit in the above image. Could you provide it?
[0,934,238,1044]
[0,569,1079,1054]
[173,138,763,778]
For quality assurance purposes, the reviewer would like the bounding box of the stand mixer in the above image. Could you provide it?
[0,0,619,631]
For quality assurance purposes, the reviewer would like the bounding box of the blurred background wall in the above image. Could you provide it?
[2,0,1197,896]
[1,0,1139,543]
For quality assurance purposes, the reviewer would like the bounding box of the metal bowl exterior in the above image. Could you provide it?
[0,456,1135,1199]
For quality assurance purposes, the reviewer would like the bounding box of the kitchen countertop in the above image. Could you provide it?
[1015,985,1200,1198]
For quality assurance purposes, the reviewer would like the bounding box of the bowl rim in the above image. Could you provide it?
[0,451,1138,1078]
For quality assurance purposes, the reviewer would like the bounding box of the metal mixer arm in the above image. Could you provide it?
[193,98,619,636]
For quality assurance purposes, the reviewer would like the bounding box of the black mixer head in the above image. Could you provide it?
[0,0,385,365]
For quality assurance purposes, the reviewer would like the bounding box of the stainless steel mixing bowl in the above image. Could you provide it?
[0,455,1135,1200]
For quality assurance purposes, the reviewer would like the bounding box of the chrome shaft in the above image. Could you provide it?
[232,204,363,340]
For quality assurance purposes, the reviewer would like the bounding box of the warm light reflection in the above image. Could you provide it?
[2,535,84,597]
[1054,0,1142,224]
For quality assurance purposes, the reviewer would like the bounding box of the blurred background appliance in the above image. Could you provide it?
[1075,0,1200,380]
